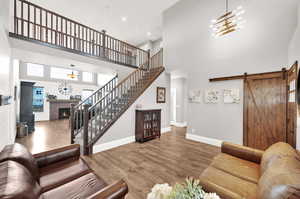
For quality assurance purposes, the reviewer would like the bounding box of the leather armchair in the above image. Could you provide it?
[221,142,264,163]
[0,143,128,199]
[200,142,300,199]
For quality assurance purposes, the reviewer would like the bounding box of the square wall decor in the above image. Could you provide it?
[188,89,201,103]
[224,88,240,104]
[205,89,220,104]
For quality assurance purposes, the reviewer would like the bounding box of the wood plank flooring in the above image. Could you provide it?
[16,120,220,199]
[16,119,71,154]
[83,127,220,199]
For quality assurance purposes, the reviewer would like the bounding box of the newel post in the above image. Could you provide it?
[102,29,107,59]
[70,103,75,144]
[83,104,90,155]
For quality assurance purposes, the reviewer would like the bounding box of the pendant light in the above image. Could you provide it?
[210,0,246,37]
[67,64,78,79]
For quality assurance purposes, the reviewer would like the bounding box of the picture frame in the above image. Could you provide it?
[188,89,201,103]
[157,87,166,103]
[223,88,240,104]
[204,89,220,104]
[0,95,12,106]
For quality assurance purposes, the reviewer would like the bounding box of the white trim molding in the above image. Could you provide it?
[162,126,171,134]
[93,127,172,153]
[170,121,187,127]
[186,133,222,147]
[93,136,135,153]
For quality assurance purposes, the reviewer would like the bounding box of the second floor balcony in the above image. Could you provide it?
[10,0,150,69]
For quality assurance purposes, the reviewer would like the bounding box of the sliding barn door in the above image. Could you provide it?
[287,62,298,148]
[244,72,287,150]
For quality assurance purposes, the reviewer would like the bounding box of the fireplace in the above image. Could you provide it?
[48,99,80,120]
[59,108,70,119]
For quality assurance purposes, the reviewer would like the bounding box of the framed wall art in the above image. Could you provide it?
[157,87,166,103]
[205,89,220,104]
[188,89,201,103]
[223,88,240,104]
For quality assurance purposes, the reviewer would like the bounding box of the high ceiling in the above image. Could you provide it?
[28,0,180,46]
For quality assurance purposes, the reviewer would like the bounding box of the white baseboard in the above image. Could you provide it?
[170,121,187,127]
[161,126,171,134]
[186,133,222,147]
[93,136,135,153]
[93,127,172,153]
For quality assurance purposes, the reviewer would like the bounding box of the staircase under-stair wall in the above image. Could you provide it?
[92,70,170,153]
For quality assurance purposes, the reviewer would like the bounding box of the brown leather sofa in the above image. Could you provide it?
[200,141,300,199]
[0,143,128,199]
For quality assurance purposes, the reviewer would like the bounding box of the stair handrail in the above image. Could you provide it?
[70,74,118,143]
[88,47,160,112]
[81,49,164,154]
[75,74,118,109]
[88,69,141,112]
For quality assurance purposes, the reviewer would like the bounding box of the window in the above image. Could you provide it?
[50,67,78,80]
[82,72,93,82]
[97,73,116,86]
[27,63,44,77]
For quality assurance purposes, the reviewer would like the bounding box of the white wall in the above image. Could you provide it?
[94,72,170,150]
[163,0,298,145]
[0,0,17,150]
[289,3,300,65]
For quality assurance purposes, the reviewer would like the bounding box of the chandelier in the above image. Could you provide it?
[210,0,246,38]
[67,64,78,79]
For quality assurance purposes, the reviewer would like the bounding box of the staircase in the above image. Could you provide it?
[9,0,165,154]
[71,49,164,155]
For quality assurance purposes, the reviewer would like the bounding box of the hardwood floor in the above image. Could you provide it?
[83,127,220,199]
[15,121,220,199]
[16,119,70,154]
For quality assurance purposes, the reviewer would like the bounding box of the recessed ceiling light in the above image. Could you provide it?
[147,32,152,36]
[121,17,127,22]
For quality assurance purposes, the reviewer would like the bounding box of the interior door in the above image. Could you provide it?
[244,72,287,150]
[287,62,298,148]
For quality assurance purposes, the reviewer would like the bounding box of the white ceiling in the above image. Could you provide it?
[29,0,180,46]
[163,0,300,78]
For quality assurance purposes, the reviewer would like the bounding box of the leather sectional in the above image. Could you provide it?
[0,143,128,199]
[200,141,300,199]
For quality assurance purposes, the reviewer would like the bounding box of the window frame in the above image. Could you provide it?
[50,67,79,81]
[27,63,44,77]
[82,72,94,83]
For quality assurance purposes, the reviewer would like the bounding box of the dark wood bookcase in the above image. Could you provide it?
[135,109,161,143]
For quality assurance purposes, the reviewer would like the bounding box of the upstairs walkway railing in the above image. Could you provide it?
[11,0,150,68]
